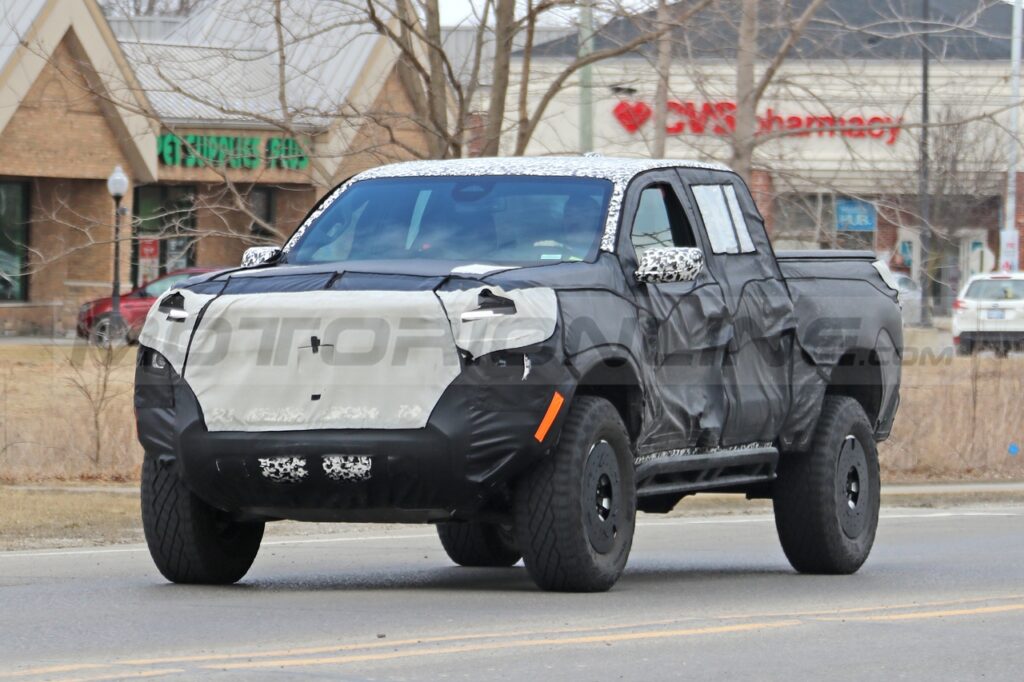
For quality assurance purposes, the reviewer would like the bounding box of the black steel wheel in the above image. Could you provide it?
[773,395,880,574]
[514,396,636,592]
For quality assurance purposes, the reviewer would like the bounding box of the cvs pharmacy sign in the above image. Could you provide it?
[613,100,903,145]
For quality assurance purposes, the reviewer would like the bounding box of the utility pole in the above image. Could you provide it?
[918,0,932,326]
[652,0,672,158]
[1002,0,1023,272]
[578,0,594,153]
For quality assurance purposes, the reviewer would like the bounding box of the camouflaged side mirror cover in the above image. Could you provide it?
[241,246,282,268]
[634,247,705,284]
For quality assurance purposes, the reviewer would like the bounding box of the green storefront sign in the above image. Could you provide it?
[157,133,309,170]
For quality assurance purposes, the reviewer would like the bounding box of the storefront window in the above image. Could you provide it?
[0,182,28,301]
[132,185,196,287]
[247,186,275,238]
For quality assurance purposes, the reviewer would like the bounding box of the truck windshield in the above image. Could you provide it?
[286,176,612,264]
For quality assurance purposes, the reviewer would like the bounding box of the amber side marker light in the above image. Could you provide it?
[534,391,565,442]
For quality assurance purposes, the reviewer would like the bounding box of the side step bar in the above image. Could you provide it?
[634,443,779,497]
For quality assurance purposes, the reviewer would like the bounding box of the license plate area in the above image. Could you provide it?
[987,309,1005,320]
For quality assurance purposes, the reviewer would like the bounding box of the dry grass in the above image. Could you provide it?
[880,355,1024,479]
[0,487,143,550]
[0,344,140,483]
[0,343,1021,483]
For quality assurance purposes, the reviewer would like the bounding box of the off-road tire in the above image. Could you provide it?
[514,396,636,592]
[141,452,264,584]
[437,522,521,567]
[773,395,880,574]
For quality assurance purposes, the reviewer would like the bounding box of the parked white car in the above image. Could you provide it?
[952,272,1024,355]
[893,274,922,326]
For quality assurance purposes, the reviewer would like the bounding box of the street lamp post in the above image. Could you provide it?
[918,0,933,326]
[106,166,129,343]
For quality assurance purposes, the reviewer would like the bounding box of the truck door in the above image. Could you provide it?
[618,170,732,453]
[679,169,796,446]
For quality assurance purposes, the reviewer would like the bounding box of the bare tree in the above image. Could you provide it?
[362,0,713,159]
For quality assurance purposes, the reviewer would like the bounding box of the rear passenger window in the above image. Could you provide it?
[692,184,756,254]
[630,185,696,256]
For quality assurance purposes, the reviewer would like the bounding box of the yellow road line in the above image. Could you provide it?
[56,670,183,682]
[7,595,1024,678]
[720,593,1024,621]
[0,664,108,679]
[204,621,801,671]
[817,603,1024,622]
[113,592,1024,667]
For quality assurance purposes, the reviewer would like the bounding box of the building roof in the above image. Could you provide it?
[0,0,159,181]
[119,0,385,128]
[531,0,1013,61]
[0,0,48,78]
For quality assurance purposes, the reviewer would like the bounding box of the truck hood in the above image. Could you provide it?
[138,268,557,432]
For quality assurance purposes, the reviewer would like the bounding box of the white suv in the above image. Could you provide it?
[952,272,1024,355]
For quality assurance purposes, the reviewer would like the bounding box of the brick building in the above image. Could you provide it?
[0,0,423,335]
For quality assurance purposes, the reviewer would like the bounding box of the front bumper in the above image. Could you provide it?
[135,348,574,522]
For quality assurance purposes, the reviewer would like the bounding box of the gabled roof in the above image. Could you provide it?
[0,0,159,180]
[0,0,48,77]
[531,0,1012,61]
[120,0,387,129]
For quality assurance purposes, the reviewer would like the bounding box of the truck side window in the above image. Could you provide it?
[691,184,756,254]
[630,185,696,256]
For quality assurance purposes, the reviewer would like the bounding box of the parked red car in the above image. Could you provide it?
[77,268,213,344]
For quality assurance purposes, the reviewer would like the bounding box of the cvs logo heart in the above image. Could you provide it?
[613,100,652,133]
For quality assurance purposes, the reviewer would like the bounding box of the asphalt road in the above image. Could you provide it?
[1,505,1023,681]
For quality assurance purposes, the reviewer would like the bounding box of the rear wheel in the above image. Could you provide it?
[514,396,636,592]
[437,522,520,567]
[773,395,880,574]
[141,452,264,584]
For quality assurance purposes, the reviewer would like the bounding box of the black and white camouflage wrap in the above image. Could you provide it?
[634,441,774,467]
[258,456,308,483]
[283,157,729,254]
[241,246,282,268]
[322,455,373,482]
[634,247,705,284]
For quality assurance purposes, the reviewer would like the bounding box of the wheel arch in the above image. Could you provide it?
[569,347,645,444]
[825,347,883,427]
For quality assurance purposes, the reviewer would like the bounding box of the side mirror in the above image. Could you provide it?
[241,246,282,268]
[634,247,704,284]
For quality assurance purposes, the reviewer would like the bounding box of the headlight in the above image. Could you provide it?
[138,347,170,372]
[135,347,174,408]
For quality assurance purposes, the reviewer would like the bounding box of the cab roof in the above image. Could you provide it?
[348,156,731,185]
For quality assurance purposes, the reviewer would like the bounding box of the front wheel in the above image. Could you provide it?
[773,395,880,574]
[141,453,264,584]
[89,314,129,347]
[514,396,636,592]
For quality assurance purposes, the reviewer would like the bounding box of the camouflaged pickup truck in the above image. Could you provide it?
[135,157,902,592]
